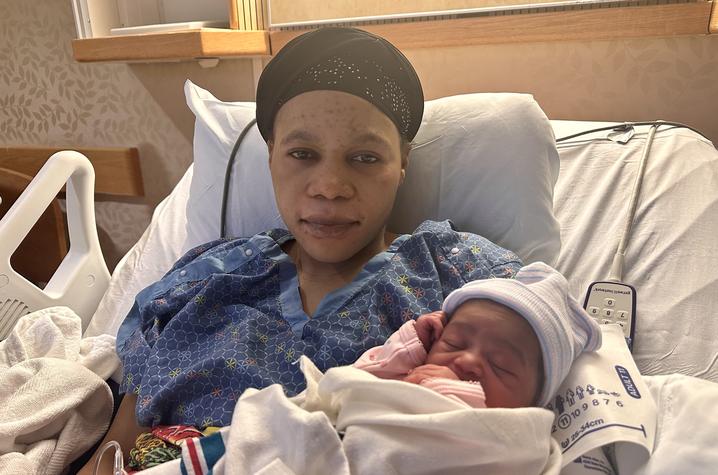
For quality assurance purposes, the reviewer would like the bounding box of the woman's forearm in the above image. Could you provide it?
[76,393,148,475]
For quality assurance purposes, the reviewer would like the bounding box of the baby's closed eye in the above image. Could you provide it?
[489,353,521,377]
[442,339,462,350]
[490,360,514,376]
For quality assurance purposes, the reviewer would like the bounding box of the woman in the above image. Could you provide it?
[81,27,522,473]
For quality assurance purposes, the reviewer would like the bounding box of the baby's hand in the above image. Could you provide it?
[404,364,459,384]
[414,311,447,352]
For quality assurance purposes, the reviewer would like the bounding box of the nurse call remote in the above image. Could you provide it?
[583,281,636,351]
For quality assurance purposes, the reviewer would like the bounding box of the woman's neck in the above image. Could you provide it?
[286,230,397,316]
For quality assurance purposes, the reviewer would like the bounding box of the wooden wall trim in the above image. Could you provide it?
[228,0,240,30]
[0,147,143,198]
[270,3,712,53]
[710,0,718,33]
[72,29,270,62]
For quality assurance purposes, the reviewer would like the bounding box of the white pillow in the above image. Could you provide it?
[184,80,561,264]
[86,165,194,340]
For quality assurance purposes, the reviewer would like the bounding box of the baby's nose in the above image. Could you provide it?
[454,353,484,379]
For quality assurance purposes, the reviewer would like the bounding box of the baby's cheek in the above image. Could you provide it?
[424,349,442,366]
[482,378,523,409]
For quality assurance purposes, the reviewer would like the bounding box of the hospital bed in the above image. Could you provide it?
[83,82,718,384]
[1,82,717,474]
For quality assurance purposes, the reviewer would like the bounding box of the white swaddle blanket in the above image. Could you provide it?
[216,357,562,475]
[0,307,119,475]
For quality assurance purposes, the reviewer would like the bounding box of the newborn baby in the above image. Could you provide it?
[355,262,602,408]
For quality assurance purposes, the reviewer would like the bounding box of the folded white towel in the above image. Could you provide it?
[0,307,119,475]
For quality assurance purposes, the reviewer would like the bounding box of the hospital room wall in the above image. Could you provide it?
[406,35,718,136]
[1,0,717,268]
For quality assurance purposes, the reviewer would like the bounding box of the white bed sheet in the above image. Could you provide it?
[86,120,718,386]
[550,120,718,382]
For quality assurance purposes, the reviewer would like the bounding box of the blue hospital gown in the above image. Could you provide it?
[117,220,522,428]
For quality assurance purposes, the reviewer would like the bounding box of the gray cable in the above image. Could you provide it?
[555,120,710,143]
[221,118,258,239]
[608,124,659,282]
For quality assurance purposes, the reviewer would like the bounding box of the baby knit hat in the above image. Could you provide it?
[441,262,602,407]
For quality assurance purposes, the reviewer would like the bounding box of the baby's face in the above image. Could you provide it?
[426,299,543,408]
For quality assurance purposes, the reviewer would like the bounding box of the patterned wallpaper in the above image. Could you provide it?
[1,0,717,270]
[0,0,188,268]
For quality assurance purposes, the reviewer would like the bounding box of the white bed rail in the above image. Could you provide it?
[0,151,110,339]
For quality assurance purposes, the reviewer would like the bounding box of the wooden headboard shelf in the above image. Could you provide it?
[0,146,143,198]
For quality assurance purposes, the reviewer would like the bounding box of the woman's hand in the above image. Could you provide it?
[76,393,148,475]
[414,311,446,352]
[404,364,459,384]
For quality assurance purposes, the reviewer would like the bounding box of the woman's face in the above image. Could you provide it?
[268,90,406,264]
[427,299,544,408]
